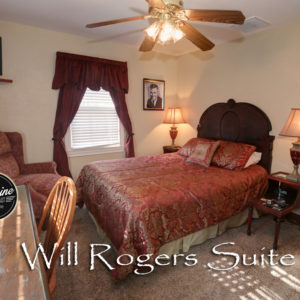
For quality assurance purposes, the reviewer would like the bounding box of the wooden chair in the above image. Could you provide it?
[37,176,77,295]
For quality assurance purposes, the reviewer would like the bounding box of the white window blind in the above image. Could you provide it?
[66,88,124,156]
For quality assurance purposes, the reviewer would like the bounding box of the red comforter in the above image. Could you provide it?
[76,153,268,280]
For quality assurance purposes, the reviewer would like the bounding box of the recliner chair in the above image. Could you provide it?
[0,131,61,218]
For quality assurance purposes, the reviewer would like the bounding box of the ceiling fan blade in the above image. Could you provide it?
[180,22,215,51]
[86,16,149,28]
[139,35,157,52]
[185,9,245,24]
[146,0,166,9]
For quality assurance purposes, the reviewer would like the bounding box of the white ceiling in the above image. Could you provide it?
[1,0,300,56]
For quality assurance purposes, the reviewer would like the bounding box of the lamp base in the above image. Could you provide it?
[286,174,300,182]
[286,164,300,182]
[288,139,300,182]
[169,126,178,146]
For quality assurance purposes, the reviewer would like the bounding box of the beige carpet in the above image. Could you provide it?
[53,207,300,300]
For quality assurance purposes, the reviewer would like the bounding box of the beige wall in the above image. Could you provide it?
[177,20,300,176]
[1,19,300,191]
[0,21,179,178]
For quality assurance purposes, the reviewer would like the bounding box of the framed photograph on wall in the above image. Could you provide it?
[143,78,165,111]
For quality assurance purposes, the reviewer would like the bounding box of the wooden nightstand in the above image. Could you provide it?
[247,172,300,249]
[163,145,181,154]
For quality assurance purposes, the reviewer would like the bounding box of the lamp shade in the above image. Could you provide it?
[163,107,185,124]
[280,108,300,137]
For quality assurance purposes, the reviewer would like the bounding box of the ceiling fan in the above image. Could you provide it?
[86,0,245,52]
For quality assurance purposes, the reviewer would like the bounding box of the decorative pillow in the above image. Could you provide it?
[178,137,213,157]
[0,153,20,178]
[0,132,12,155]
[212,141,256,171]
[244,152,262,169]
[187,141,220,167]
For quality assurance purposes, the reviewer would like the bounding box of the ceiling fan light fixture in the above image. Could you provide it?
[173,26,184,41]
[145,22,161,40]
[86,1,245,52]
[157,20,184,44]
[162,20,174,35]
[159,26,170,43]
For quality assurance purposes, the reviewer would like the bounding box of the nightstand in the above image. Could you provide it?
[163,145,181,154]
[247,172,300,249]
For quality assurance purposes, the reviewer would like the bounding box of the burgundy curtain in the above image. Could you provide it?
[52,52,134,176]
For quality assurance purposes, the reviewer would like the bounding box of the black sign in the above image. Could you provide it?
[0,174,18,219]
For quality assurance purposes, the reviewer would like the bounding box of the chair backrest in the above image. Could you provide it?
[4,132,25,167]
[37,176,76,281]
[0,132,23,178]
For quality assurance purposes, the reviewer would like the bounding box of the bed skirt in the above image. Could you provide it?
[88,207,259,256]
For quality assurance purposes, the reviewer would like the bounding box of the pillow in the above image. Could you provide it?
[0,132,12,155]
[187,141,220,167]
[212,140,256,171]
[244,152,262,169]
[0,153,20,178]
[178,137,213,157]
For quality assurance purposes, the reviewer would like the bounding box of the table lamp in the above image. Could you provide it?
[163,107,186,146]
[279,108,300,182]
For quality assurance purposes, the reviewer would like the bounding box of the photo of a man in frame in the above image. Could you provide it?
[147,83,162,109]
[144,79,165,110]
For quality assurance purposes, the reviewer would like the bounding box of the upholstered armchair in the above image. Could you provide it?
[0,131,61,218]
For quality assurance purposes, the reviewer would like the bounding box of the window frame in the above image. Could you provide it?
[65,89,125,157]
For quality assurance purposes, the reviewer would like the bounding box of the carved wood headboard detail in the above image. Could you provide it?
[197,99,274,173]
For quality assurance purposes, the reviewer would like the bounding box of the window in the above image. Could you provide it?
[66,88,124,157]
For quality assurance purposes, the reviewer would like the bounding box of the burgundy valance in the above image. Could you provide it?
[52,52,129,93]
[51,52,134,177]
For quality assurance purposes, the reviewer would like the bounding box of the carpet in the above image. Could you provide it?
[53,207,300,300]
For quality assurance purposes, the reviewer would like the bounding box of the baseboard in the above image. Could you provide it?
[286,212,300,225]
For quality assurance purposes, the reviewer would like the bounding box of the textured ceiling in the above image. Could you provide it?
[1,0,300,56]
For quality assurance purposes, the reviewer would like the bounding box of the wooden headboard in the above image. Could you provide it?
[197,99,274,173]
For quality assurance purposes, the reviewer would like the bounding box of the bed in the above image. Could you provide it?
[76,99,274,280]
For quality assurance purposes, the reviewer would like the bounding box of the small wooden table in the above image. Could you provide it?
[0,185,50,299]
[247,172,300,250]
[163,145,181,153]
